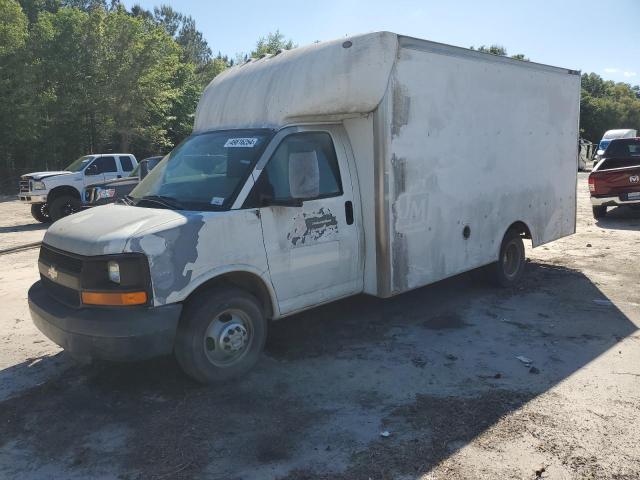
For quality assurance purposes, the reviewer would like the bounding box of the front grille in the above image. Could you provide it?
[19,178,31,194]
[39,245,83,308]
[39,245,83,274]
[40,275,81,308]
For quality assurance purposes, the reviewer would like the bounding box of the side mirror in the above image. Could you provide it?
[85,164,99,176]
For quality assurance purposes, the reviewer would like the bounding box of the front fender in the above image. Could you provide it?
[126,209,271,312]
[164,264,280,318]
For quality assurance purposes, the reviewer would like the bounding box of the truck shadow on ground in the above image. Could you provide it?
[595,205,640,231]
[0,262,636,479]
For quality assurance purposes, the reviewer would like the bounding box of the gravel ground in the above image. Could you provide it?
[0,173,639,479]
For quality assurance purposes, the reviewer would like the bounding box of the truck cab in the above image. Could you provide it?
[19,153,137,222]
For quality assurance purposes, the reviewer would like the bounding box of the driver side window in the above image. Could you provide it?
[245,132,342,207]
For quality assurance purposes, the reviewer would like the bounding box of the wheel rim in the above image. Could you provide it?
[40,204,50,219]
[203,309,252,367]
[502,242,521,278]
[62,202,78,216]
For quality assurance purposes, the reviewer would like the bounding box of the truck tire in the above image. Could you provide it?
[175,287,267,383]
[50,195,81,222]
[30,203,51,223]
[592,206,607,219]
[493,229,526,287]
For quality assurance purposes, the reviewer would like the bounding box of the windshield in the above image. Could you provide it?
[65,155,94,172]
[129,130,273,211]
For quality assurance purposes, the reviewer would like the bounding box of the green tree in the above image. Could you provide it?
[251,30,295,57]
[579,73,640,142]
[0,0,28,55]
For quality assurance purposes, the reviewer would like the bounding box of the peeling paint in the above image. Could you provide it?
[391,82,410,138]
[129,214,205,304]
[287,208,338,246]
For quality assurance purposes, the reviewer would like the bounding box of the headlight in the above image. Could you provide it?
[33,181,46,190]
[107,261,120,283]
[97,188,116,200]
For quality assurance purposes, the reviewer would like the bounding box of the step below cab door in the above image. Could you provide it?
[243,125,363,316]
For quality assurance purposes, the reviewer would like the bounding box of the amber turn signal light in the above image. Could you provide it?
[81,291,147,306]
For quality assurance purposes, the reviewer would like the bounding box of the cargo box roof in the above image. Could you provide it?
[194,31,578,132]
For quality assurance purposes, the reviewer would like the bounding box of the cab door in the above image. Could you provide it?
[247,126,363,315]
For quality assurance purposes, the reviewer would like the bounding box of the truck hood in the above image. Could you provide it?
[24,171,74,180]
[43,205,189,256]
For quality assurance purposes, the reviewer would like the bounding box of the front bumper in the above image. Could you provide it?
[28,280,182,361]
[18,194,47,204]
[590,195,640,207]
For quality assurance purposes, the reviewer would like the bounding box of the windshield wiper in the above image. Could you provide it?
[136,195,185,210]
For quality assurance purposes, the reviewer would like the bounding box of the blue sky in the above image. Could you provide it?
[123,0,639,84]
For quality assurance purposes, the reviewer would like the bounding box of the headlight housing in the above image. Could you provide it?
[97,188,116,200]
[33,181,46,190]
[80,254,151,306]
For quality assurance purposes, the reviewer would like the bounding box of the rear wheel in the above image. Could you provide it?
[493,229,526,287]
[592,206,607,219]
[50,195,81,222]
[30,203,51,223]
[175,287,267,383]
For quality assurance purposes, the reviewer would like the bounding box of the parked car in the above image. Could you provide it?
[18,154,138,222]
[589,137,640,218]
[85,156,163,206]
[27,32,580,383]
[594,129,637,165]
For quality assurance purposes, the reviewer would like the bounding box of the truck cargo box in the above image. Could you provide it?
[196,32,580,297]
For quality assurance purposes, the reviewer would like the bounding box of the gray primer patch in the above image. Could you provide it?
[129,214,205,304]
[391,155,409,292]
[391,82,411,138]
[287,208,338,246]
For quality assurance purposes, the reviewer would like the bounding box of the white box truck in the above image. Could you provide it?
[28,32,581,383]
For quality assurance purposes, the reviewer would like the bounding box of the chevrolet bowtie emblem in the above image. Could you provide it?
[47,265,58,280]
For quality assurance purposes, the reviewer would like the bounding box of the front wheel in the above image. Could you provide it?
[50,195,81,222]
[174,287,267,383]
[30,203,51,223]
[592,206,607,219]
[493,229,526,287]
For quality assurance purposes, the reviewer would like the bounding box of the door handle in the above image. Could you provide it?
[345,201,354,225]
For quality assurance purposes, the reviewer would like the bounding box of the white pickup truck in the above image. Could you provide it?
[18,153,137,222]
[28,32,580,383]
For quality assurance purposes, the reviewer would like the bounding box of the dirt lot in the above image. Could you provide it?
[1,174,639,480]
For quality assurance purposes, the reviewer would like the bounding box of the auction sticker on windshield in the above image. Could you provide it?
[224,138,258,148]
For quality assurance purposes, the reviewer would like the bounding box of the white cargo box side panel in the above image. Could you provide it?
[379,39,580,295]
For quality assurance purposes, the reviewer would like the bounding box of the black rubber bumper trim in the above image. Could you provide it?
[28,280,182,361]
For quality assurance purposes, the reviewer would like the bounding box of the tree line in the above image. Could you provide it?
[0,0,293,190]
[1,1,639,191]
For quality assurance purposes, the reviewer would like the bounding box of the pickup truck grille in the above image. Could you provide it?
[19,178,31,194]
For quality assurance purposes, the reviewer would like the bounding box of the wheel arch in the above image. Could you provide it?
[505,220,532,240]
[48,185,81,203]
[183,269,278,320]
[497,220,533,258]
